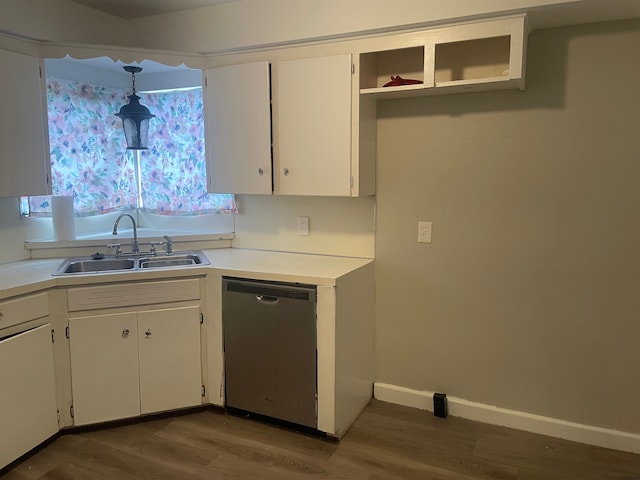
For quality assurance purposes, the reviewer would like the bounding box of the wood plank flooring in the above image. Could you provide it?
[2,400,639,479]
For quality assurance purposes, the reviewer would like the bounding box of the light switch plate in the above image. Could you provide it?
[298,216,310,236]
[418,221,432,243]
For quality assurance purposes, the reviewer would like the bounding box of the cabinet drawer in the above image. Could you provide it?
[67,279,201,312]
[0,292,48,331]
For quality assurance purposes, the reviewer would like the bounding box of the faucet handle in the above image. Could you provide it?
[163,235,173,255]
[149,241,162,256]
[107,243,123,257]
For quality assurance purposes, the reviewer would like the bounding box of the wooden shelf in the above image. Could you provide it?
[360,83,425,97]
[435,75,510,87]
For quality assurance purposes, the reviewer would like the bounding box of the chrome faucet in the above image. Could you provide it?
[112,213,139,254]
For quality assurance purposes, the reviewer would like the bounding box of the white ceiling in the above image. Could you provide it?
[69,0,241,19]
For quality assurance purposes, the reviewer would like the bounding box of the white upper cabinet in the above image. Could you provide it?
[274,54,352,196]
[204,55,375,197]
[359,15,528,99]
[426,15,528,93]
[202,17,524,198]
[0,48,51,198]
[274,54,374,197]
[203,61,272,195]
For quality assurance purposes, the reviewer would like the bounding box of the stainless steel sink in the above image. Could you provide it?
[52,251,209,275]
[54,257,136,274]
[138,253,205,269]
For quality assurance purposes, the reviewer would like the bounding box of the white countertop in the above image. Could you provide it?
[203,249,372,285]
[0,248,373,300]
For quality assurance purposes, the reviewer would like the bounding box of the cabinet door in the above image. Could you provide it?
[204,62,272,194]
[69,312,140,426]
[0,49,51,197]
[138,306,202,414]
[275,54,353,196]
[0,324,58,469]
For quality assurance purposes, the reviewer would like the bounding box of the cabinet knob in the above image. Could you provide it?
[122,329,130,337]
[258,167,264,176]
[283,168,289,176]
[145,329,152,337]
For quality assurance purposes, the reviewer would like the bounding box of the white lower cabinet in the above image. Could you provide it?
[0,324,58,469]
[138,308,202,414]
[69,312,140,425]
[69,306,202,426]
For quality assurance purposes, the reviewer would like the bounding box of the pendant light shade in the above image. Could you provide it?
[116,66,154,150]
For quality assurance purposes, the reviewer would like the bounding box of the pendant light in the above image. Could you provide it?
[116,66,155,150]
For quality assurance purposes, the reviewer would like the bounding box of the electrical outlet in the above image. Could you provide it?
[298,216,310,236]
[417,221,432,243]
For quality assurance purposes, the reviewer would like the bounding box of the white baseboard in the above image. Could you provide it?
[374,382,640,455]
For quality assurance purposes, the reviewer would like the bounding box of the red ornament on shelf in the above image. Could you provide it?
[382,75,423,87]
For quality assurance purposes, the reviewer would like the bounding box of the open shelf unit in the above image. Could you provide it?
[359,15,528,99]
[359,46,425,95]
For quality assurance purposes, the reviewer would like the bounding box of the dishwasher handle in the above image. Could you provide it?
[256,295,279,305]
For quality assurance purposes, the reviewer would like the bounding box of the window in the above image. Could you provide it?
[23,75,236,217]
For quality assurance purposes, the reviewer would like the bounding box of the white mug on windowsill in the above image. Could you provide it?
[51,196,76,241]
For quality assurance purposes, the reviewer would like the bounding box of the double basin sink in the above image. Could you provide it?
[53,251,210,276]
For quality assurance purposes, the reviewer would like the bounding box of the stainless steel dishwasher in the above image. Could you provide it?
[222,277,317,428]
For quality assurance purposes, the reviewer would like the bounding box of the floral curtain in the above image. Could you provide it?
[138,88,236,215]
[26,75,236,216]
[27,76,136,216]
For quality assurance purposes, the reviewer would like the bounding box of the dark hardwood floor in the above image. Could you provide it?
[3,400,639,479]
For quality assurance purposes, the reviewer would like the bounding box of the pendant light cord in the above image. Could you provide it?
[130,70,137,95]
